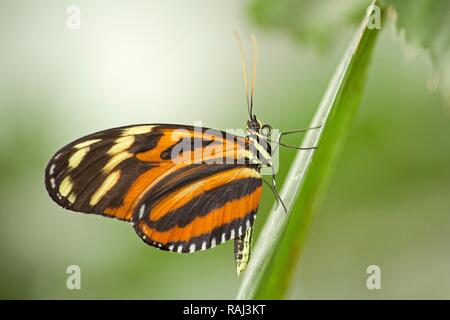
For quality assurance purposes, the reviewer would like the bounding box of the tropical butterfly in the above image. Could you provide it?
[44,33,318,275]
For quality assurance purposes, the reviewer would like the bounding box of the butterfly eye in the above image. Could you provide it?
[261,124,272,136]
[247,119,261,132]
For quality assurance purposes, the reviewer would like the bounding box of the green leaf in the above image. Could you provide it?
[237,0,384,299]
[384,0,450,105]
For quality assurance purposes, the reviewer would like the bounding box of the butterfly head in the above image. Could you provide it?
[247,115,261,132]
[247,115,272,137]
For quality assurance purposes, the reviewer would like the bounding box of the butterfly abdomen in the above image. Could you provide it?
[234,227,254,275]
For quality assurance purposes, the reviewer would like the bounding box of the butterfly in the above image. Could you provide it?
[44,33,318,275]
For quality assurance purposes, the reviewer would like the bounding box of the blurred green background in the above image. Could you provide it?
[1,0,449,299]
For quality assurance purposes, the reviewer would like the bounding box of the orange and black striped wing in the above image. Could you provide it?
[44,124,251,223]
[133,165,262,252]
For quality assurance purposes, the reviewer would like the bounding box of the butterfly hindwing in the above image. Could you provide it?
[133,165,262,253]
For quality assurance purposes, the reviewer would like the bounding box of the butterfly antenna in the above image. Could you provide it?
[250,34,258,117]
[234,31,251,119]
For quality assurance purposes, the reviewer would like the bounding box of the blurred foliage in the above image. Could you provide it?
[248,0,450,105]
[247,0,367,49]
[385,0,450,105]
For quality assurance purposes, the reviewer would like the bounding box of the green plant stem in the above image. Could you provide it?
[237,0,384,299]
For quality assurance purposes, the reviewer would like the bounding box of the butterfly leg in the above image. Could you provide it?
[270,165,287,213]
[276,143,318,150]
[272,124,322,153]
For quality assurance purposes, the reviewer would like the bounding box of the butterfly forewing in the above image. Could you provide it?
[45,125,165,221]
